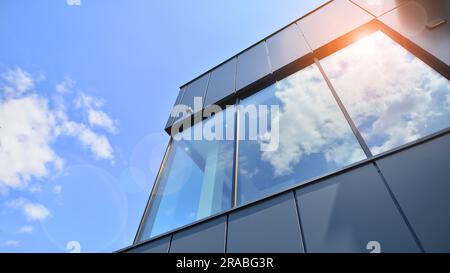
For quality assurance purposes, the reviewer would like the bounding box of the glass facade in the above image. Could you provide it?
[140,107,235,239]
[237,64,365,205]
[139,29,450,243]
[320,31,450,155]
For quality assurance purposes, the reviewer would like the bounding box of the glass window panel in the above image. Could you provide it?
[237,64,366,205]
[320,31,450,155]
[139,107,235,240]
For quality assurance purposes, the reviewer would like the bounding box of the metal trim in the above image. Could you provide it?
[315,58,373,158]
[132,138,173,244]
[292,191,307,253]
[232,97,240,207]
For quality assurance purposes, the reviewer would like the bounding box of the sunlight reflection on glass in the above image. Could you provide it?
[320,31,450,155]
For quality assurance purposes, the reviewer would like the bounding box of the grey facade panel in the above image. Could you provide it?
[227,193,304,253]
[376,133,450,253]
[204,58,236,107]
[235,42,271,91]
[351,0,407,17]
[169,216,226,253]
[379,0,450,66]
[180,72,210,112]
[266,23,311,72]
[296,164,421,253]
[297,0,374,50]
[127,235,171,253]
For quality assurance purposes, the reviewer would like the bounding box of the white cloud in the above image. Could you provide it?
[88,109,117,133]
[18,226,34,234]
[75,93,117,133]
[24,203,51,221]
[28,184,43,194]
[61,120,114,159]
[1,68,34,97]
[3,240,21,247]
[66,0,81,6]
[53,185,62,194]
[6,198,51,221]
[0,97,63,189]
[0,67,116,191]
[75,92,103,109]
[55,76,75,94]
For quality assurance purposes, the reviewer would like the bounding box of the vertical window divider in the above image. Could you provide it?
[232,97,241,208]
[314,57,373,158]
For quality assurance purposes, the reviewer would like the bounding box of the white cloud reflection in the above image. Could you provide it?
[259,65,365,177]
[321,31,450,155]
[446,94,450,111]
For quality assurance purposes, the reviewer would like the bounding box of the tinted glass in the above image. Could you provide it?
[236,42,271,91]
[180,73,210,112]
[266,23,311,72]
[237,64,366,205]
[296,0,373,50]
[204,58,236,106]
[139,107,235,240]
[320,31,450,155]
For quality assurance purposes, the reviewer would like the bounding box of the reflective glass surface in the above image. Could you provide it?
[237,64,366,205]
[266,23,310,71]
[296,0,373,50]
[320,31,450,155]
[140,107,235,240]
[204,58,236,106]
[236,42,271,91]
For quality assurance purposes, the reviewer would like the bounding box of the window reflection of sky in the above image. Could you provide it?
[321,31,450,155]
[238,64,365,205]
[141,108,234,239]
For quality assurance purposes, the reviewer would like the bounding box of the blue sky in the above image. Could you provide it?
[0,0,327,252]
